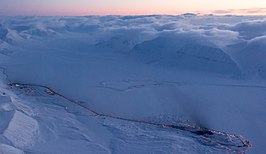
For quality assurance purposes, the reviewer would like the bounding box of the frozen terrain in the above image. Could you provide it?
[0,15,266,153]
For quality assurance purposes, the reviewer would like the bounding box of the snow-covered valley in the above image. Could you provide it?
[0,15,266,153]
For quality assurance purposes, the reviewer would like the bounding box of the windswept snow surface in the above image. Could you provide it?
[0,15,266,153]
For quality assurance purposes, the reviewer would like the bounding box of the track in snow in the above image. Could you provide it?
[0,67,252,153]
[9,82,251,153]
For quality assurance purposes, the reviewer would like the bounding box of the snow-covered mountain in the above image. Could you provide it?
[130,35,241,75]
[0,15,266,154]
[231,36,266,79]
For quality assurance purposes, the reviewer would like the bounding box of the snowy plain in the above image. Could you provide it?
[0,15,266,153]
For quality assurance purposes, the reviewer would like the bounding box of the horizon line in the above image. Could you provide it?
[1,13,266,17]
[1,7,266,16]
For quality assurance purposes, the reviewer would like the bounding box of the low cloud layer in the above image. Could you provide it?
[1,15,266,78]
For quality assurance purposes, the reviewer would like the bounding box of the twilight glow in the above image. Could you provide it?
[1,0,266,16]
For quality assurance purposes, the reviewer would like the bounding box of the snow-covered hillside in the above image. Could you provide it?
[0,15,266,154]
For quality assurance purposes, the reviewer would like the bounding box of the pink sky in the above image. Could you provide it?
[1,0,266,16]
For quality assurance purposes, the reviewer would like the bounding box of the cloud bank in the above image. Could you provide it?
[1,15,266,78]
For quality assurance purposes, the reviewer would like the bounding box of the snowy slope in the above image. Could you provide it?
[130,35,241,75]
[0,15,266,154]
[231,36,266,79]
